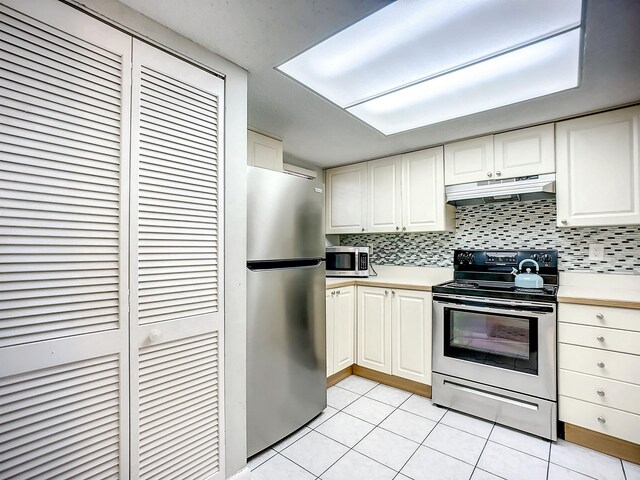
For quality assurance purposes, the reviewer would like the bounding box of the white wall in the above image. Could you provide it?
[66,0,249,476]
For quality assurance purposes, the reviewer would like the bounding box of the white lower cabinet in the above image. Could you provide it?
[558,303,640,445]
[326,287,355,376]
[356,286,432,384]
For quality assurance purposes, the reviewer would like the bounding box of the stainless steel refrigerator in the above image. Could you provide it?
[246,166,326,457]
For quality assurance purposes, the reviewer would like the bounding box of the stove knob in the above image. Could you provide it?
[542,254,552,264]
[531,254,540,262]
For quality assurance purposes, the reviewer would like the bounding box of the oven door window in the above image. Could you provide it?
[326,252,355,271]
[443,308,538,374]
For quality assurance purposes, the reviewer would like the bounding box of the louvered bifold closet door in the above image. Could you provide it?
[129,40,225,480]
[0,0,131,478]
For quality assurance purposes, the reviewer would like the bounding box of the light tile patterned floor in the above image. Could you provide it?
[248,375,640,480]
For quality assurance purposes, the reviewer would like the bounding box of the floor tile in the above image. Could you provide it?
[395,475,412,480]
[343,396,395,425]
[280,430,349,476]
[423,423,487,465]
[321,450,396,480]
[380,408,436,443]
[399,394,448,422]
[327,386,360,410]
[273,426,312,452]
[247,448,277,470]
[316,411,375,447]
[354,427,420,471]
[470,469,503,480]
[548,463,595,480]
[251,454,315,480]
[489,424,550,460]
[401,445,474,480]
[307,406,339,429]
[477,441,548,480]
[336,375,379,395]
[440,410,494,439]
[366,384,412,407]
[623,460,640,480]
[550,439,625,480]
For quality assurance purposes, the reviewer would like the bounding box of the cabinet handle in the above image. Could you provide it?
[597,416,606,424]
[149,329,163,343]
[392,290,396,295]
[336,290,340,295]
[396,226,399,231]
[384,290,388,295]
[361,227,365,232]
[597,361,605,368]
[402,226,406,231]
[597,390,605,397]
[597,336,605,342]
[331,291,335,296]
[596,313,604,320]
[561,219,568,225]
[496,171,502,177]
[487,172,493,177]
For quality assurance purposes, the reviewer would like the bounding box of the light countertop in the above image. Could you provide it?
[557,272,640,309]
[326,265,453,292]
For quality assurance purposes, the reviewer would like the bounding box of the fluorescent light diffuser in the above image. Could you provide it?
[348,29,582,135]
[277,0,583,135]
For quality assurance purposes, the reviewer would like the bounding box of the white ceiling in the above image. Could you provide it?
[118,0,640,168]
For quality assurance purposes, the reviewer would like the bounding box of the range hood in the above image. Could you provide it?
[446,173,556,206]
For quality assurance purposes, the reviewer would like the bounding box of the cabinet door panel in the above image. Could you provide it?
[556,106,640,227]
[402,147,453,232]
[392,290,432,384]
[247,130,282,171]
[326,290,335,377]
[494,124,555,178]
[444,135,494,185]
[326,163,367,233]
[367,156,402,233]
[357,287,391,374]
[334,287,355,372]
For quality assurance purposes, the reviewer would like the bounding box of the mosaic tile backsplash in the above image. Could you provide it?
[340,199,640,274]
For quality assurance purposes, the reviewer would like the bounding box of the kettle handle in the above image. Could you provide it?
[518,258,540,273]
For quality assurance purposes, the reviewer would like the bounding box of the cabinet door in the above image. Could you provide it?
[0,2,132,477]
[325,162,368,234]
[326,289,335,377]
[444,135,494,185]
[367,156,402,233]
[130,40,225,480]
[402,147,454,232]
[392,290,432,384]
[247,130,283,171]
[556,106,640,227]
[357,287,392,374]
[334,286,356,373]
[494,124,555,179]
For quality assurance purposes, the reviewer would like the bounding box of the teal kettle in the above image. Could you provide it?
[512,259,544,289]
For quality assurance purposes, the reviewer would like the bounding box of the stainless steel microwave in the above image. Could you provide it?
[326,246,369,277]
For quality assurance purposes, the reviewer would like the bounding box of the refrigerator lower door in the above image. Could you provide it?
[246,260,326,457]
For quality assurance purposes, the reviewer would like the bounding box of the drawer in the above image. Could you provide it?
[558,343,640,385]
[559,369,640,414]
[559,322,640,355]
[559,395,640,445]
[559,303,640,332]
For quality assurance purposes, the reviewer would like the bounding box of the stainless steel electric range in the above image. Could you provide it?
[432,249,559,440]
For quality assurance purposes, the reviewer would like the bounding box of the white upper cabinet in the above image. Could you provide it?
[367,155,402,233]
[444,135,494,185]
[445,125,555,185]
[325,162,368,234]
[494,124,555,179]
[247,130,283,171]
[402,147,455,232]
[556,106,640,227]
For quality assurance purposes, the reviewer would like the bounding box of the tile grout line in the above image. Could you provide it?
[470,423,498,480]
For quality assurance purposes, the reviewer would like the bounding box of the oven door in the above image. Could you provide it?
[433,294,556,400]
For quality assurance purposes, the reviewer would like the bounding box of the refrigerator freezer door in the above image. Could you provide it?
[246,260,327,457]
[247,166,325,261]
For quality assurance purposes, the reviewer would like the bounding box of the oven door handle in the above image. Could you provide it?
[434,300,554,316]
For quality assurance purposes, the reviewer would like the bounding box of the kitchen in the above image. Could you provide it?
[0,1,639,480]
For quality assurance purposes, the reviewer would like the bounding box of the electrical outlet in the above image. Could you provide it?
[367,244,374,256]
[589,244,605,261]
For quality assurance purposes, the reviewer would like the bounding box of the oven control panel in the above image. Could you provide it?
[454,249,558,268]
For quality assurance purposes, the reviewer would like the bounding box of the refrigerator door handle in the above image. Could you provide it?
[247,258,324,271]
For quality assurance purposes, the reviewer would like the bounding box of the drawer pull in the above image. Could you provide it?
[597,362,605,368]
[597,336,605,342]
[597,416,606,424]
[597,390,605,397]
[596,313,604,320]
